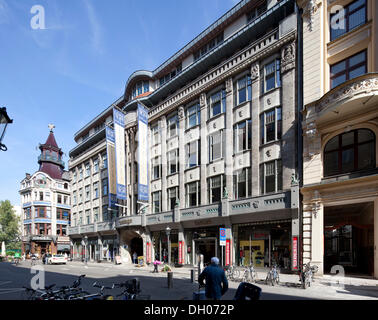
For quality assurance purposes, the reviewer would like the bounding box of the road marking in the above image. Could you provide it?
[0,288,25,296]
[0,281,12,286]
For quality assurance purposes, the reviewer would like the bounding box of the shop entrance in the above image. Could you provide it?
[194,238,217,265]
[324,202,374,276]
[130,237,143,258]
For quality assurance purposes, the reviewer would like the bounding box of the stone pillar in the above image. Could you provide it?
[161,117,167,212]
[280,41,297,191]
[310,196,324,275]
[225,78,233,198]
[178,106,186,209]
[250,62,260,196]
[200,94,208,205]
[374,198,378,279]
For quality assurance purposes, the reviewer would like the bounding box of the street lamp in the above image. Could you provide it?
[0,107,13,152]
[165,226,171,265]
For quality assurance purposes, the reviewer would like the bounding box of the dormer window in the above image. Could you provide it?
[131,80,150,99]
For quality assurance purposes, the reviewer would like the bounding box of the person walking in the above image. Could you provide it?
[132,252,138,265]
[198,257,228,301]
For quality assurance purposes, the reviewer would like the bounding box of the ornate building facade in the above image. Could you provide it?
[19,126,71,256]
[297,0,378,277]
[68,0,302,270]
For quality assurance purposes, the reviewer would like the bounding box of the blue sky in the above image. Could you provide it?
[0,0,239,206]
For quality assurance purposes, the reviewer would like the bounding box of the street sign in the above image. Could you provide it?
[219,228,226,246]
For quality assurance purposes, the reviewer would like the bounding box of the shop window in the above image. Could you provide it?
[324,129,375,177]
[330,50,367,89]
[330,0,367,41]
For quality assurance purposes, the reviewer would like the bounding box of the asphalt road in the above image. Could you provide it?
[0,260,377,300]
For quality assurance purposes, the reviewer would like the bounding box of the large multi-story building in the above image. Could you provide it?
[298,0,378,277]
[69,0,302,270]
[20,126,71,256]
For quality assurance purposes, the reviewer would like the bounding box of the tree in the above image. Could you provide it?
[0,200,21,250]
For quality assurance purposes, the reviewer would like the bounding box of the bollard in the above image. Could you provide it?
[167,271,173,289]
[191,269,195,283]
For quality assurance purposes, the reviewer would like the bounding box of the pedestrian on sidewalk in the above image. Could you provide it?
[153,255,161,273]
[198,257,228,301]
[133,252,138,265]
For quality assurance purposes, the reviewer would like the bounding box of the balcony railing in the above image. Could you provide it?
[38,154,65,167]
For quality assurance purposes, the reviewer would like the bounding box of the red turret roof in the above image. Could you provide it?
[44,131,59,149]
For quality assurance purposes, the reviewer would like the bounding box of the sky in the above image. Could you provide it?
[0,0,240,206]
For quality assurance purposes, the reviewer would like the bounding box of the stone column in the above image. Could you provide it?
[251,61,260,196]
[374,198,378,279]
[280,41,297,191]
[200,94,208,205]
[178,106,186,208]
[225,78,233,199]
[161,116,167,212]
[310,194,324,275]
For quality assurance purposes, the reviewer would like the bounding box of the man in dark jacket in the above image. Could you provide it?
[198,257,228,300]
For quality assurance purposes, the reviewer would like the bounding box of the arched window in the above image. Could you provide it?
[324,129,376,177]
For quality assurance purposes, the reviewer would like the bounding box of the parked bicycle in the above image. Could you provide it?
[242,264,258,283]
[300,262,318,289]
[225,265,240,281]
[69,282,114,300]
[265,264,280,286]
[113,279,150,300]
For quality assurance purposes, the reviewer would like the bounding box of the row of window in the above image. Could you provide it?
[25,207,70,220]
[23,223,67,236]
[159,64,183,87]
[151,160,282,213]
[72,206,114,226]
[72,154,107,183]
[72,179,106,205]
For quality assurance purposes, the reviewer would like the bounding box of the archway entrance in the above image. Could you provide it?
[130,237,143,259]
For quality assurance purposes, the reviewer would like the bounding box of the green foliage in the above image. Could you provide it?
[0,200,21,250]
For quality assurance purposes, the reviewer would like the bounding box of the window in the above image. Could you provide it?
[57,224,67,236]
[236,75,252,105]
[93,182,99,199]
[186,140,200,168]
[167,187,179,211]
[79,168,83,180]
[260,160,282,194]
[131,80,150,99]
[194,33,224,62]
[186,182,200,208]
[78,188,83,203]
[208,175,226,204]
[85,185,91,201]
[63,196,68,205]
[85,162,91,177]
[46,207,51,218]
[102,153,107,169]
[57,209,69,220]
[168,149,179,175]
[330,0,367,41]
[24,208,31,219]
[262,59,281,93]
[247,1,267,23]
[209,130,225,162]
[324,129,375,177]
[85,210,91,225]
[24,224,31,236]
[152,157,161,180]
[93,158,99,173]
[39,192,43,201]
[102,179,108,196]
[45,192,50,201]
[330,51,367,89]
[152,191,161,213]
[57,194,62,204]
[233,168,252,199]
[35,207,46,218]
[152,125,161,145]
[167,115,179,138]
[73,191,77,205]
[158,64,182,87]
[73,172,77,183]
[93,208,99,222]
[260,107,282,144]
[35,223,51,236]
[187,103,201,128]
[102,206,108,221]
[234,120,252,153]
[209,90,226,118]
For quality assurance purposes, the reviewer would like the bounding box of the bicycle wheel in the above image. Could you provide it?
[242,270,249,283]
[232,269,240,281]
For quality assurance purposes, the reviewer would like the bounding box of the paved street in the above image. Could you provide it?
[1,260,378,300]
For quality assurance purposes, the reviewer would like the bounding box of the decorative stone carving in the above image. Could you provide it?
[267,98,271,105]
[281,42,296,73]
[291,173,300,187]
[252,201,259,209]
[312,201,321,219]
[314,76,378,113]
[200,93,206,107]
[213,122,217,129]
[178,106,185,120]
[303,0,319,32]
[266,150,271,157]
[226,78,233,93]
[304,122,318,139]
[251,62,259,82]
[239,111,243,117]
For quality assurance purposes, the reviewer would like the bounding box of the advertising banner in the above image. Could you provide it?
[106,126,117,209]
[225,239,231,266]
[113,108,127,200]
[137,104,149,201]
[292,236,298,270]
[179,241,183,264]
